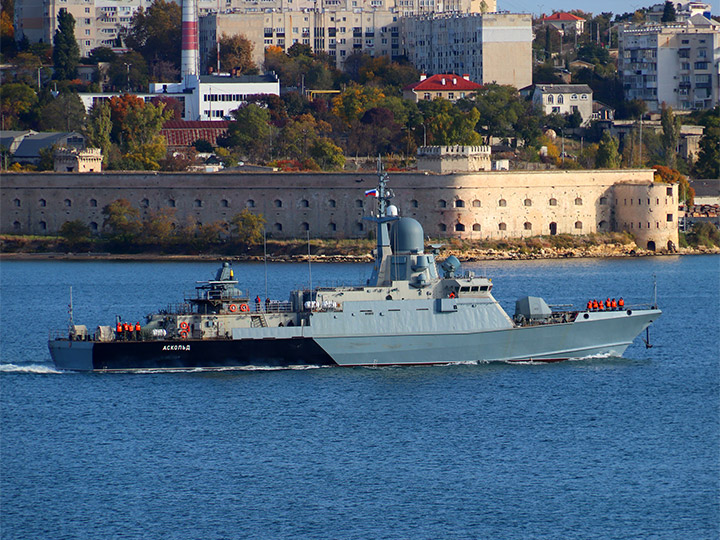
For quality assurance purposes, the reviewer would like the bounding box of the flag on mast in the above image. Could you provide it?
[365,188,378,197]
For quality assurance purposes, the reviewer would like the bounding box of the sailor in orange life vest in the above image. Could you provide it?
[618,297,625,308]
[116,322,123,339]
[587,300,592,311]
[135,322,141,340]
[611,298,617,309]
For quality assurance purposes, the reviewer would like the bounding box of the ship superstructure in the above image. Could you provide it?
[49,163,661,371]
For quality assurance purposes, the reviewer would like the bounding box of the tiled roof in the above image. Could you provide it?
[541,12,585,22]
[160,120,229,148]
[535,84,593,94]
[404,74,482,92]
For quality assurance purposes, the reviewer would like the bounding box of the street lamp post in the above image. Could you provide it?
[123,63,132,91]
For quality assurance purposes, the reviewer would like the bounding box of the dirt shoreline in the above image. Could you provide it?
[2,245,718,263]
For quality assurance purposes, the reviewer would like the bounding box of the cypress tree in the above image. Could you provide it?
[52,9,80,80]
[661,1,677,22]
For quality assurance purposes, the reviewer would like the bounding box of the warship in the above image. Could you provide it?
[48,164,661,372]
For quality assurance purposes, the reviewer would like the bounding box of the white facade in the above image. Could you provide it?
[619,15,720,112]
[400,12,533,89]
[532,84,593,124]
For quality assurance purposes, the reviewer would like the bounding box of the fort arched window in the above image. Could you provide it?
[64,199,72,207]
[13,221,21,231]
[329,199,336,208]
[221,199,229,208]
[39,199,46,207]
[599,197,608,205]
[455,200,465,208]
[472,200,481,208]
[411,199,419,208]
[355,199,363,208]
[574,197,583,206]
[329,222,337,232]
[455,223,465,232]
[498,199,507,207]
[356,222,364,232]
[472,224,481,231]
[247,199,255,208]
[274,222,283,232]
[524,222,532,230]
[498,222,507,231]
[549,198,557,206]
[141,198,149,208]
[300,199,309,208]
[274,199,283,208]
[13,198,21,207]
[575,221,583,229]
[301,222,310,232]
[194,199,203,208]
[598,220,608,230]
[89,198,97,207]
[524,198,532,207]
[439,199,447,208]
[89,221,98,232]
[39,221,47,231]
[168,199,176,207]
[439,223,447,232]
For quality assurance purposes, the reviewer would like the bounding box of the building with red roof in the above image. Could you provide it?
[160,120,230,150]
[403,74,482,103]
[540,12,585,34]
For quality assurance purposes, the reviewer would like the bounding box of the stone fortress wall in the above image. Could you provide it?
[1,170,677,249]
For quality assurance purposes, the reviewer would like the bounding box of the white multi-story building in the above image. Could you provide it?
[401,12,532,89]
[645,1,713,23]
[618,14,720,112]
[532,84,593,124]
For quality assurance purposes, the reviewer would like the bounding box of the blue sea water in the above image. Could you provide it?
[1,255,718,539]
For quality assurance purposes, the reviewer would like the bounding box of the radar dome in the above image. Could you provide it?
[386,205,398,216]
[390,217,424,254]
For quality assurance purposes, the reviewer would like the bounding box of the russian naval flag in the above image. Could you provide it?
[365,189,378,197]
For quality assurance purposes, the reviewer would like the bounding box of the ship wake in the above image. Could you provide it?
[0,363,64,374]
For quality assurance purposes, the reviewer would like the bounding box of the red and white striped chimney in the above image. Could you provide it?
[181,0,199,86]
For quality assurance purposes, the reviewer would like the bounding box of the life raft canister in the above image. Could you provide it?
[228,304,238,312]
[179,330,188,339]
[179,321,189,330]
[239,303,250,312]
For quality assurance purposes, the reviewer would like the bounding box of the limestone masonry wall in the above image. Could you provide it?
[1,170,676,248]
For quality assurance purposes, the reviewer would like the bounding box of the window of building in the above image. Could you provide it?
[13,198,20,207]
[455,223,465,232]
[64,199,72,207]
[13,221,21,231]
[329,222,337,232]
[141,198,149,208]
[168,199,176,207]
[575,221,583,229]
[439,223,447,232]
[455,200,464,208]
[301,222,309,231]
[300,199,309,208]
[247,199,255,208]
[221,199,229,208]
[599,197,607,205]
[329,199,336,208]
[524,222,532,230]
[472,224,481,231]
[498,199,506,207]
[549,198,557,206]
[552,107,560,113]
[355,199,363,208]
[274,222,283,232]
[194,199,203,208]
[411,199,418,208]
[39,198,46,207]
[472,200,481,208]
[667,214,673,222]
[439,199,447,208]
[666,187,672,196]
[574,197,582,206]
[498,222,507,231]
[523,198,532,207]
[356,222,364,232]
[39,221,47,231]
[558,95,564,104]
[598,220,607,230]
[547,95,554,104]
[274,199,283,208]
[89,198,97,207]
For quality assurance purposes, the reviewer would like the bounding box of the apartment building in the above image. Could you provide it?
[618,14,720,112]
[401,12,532,89]
[532,84,593,124]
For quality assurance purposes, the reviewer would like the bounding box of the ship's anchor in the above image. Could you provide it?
[642,327,653,349]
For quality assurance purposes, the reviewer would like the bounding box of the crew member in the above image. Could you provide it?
[618,297,625,308]
[606,298,611,309]
[611,298,617,309]
[592,299,599,310]
[135,322,141,341]
[587,300,592,311]
[255,295,261,311]
[598,301,605,311]
[124,322,132,339]
[117,322,123,340]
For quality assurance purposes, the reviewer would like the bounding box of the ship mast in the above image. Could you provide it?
[365,156,398,286]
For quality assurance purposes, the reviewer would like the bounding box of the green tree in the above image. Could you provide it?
[231,208,266,244]
[108,51,148,92]
[661,1,677,22]
[88,46,117,64]
[331,85,385,126]
[692,118,720,179]
[102,199,142,244]
[596,130,621,168]
[84,101,113,164]
[38,93,86,131]
[275,113,330,161]
[52,10,80,80]
[125,0,181,69]
[310,137,345,170]
[420,99,481,146]
[219,104,273,162]
[207,34,257,75]
[142,208,175,245]
[0,82,37,129]
[59,220,92,248]
[660,104,680,169]
[472,84,529,141]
